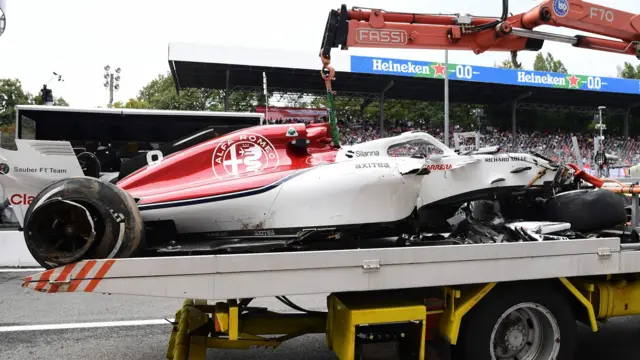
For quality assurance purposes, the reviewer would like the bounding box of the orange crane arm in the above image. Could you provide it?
[320,1,640,61]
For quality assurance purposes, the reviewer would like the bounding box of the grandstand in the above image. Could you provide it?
[167,42,640,176]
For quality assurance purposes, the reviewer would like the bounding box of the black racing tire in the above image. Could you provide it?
[544,189,627,232]
[454,281,576,360]
[23,176,144,269]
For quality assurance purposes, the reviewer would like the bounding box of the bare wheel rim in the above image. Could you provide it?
[489,302,561,360]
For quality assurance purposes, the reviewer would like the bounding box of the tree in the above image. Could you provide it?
[533,52,568,73]
[498,59,521,69]
[497,53,524,70]
[617,62,640,79]
[135,73,219,111]
[130,72,263,112]
[0,78,30,124]
[113,98,151,109]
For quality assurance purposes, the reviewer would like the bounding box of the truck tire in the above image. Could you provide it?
[23,176,144,269]
[454,282,576,360]
[544,189,627,232]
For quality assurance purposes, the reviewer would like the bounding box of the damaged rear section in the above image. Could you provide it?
[23,176,145,269]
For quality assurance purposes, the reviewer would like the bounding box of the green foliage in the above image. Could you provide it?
[128,72,263,112]
[617,62,640,79]
[533,52,568,73]
[0,78,31,124]
[0,78,70,125]
[113,98,151,109]
[497,54,524,70]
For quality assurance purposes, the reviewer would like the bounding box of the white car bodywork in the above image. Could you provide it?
[0,139,84,227]
[0,131,563,235]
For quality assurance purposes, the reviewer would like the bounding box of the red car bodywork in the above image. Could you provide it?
[117,123,338,206]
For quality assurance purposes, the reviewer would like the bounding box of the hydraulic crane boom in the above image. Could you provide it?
[317,0,639,149]
[320,0,640,62]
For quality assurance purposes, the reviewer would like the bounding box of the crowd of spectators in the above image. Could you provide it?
[267,117,640,167]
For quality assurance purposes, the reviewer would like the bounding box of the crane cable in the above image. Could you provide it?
[320,55,341,148]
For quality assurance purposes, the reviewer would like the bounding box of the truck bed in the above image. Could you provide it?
[22,237,640,300]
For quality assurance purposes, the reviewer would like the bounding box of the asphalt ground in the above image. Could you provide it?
[2,270,640,360]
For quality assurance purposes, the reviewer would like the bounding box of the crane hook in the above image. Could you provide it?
[320,51,336,93]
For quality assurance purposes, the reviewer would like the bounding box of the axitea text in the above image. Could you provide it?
[355,163,391,169]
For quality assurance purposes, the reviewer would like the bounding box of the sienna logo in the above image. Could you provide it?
[212,133,279,178]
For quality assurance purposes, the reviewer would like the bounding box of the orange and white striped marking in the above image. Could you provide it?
[22,259,116,293]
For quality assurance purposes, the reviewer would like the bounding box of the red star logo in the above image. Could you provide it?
[431,63,447,78]
[568,74,580,88]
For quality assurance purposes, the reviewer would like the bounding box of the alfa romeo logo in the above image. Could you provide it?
[211,133,279,178]
[0,163,9,175]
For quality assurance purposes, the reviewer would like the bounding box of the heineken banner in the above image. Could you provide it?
[350,55,640,95]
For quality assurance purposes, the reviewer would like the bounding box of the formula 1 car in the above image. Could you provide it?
[1,121,630,269]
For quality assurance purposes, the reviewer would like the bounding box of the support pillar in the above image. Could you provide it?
[510,92,532,151]
[379,92,385,136]
[379,81,395,137]
[511,102,517,151]
[624,110,629,139]
[624,102,640,140]
[224,68,230,112]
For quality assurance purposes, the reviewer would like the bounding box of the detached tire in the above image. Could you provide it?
[23,176,144,269]
[454,282,576,360]
[544,189,627,232]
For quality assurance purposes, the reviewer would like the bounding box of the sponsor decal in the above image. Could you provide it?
[11,166,67,174]
[254,229,276,236]
[212,133,279,178]
[553,0,569,17]
[426,164,452,171]
[517,72,566,86]
[109,209,125,223]
[10,193,34,205]
[286,127,298,137]
[372,59,433,75]
[301,227,336,232]
[516,72,582,89]
[206,231,229,237]
[485,156,527,162]
[355,150,380,157]
[356,28,408,45]
[305,156,331,166]
[589,7,615,23]
[355,162,390,169]
[0,163,9,175]
[352,55,637,94]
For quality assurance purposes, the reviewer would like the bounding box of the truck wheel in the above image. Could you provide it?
[23,176,144,269]
[544,189,627,232]
[454,282,576,360]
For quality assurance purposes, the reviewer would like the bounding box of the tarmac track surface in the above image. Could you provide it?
[2,270,640,360]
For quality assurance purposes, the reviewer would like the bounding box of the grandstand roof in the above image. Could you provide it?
[168,43,640,113]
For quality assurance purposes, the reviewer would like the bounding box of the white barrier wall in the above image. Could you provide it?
[0,230,39,267]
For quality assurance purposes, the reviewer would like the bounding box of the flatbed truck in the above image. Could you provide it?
[18,0,640,358]
[21,228,640,360]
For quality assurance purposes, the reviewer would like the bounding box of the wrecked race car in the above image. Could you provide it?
[0,121,630,269]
